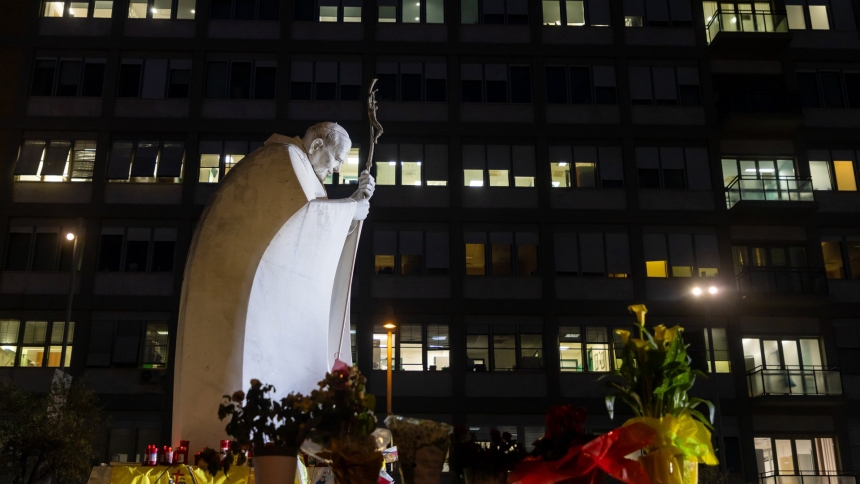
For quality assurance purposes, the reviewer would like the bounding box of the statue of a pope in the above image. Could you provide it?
[172,122,375,448]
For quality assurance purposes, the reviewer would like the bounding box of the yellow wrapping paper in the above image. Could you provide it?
[623,412,718,484]
[109,465,251,484]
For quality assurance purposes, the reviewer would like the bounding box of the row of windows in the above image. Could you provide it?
[40,0,847,33]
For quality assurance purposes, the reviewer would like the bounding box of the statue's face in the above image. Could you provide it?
[308,137,352,182]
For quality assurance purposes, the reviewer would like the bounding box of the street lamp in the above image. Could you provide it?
[64,221,82,368]
[383,306,396,415]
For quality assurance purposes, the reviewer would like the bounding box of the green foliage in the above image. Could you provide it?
[307,366,377,448]
[0,379,105,484]
[602,305,715,427]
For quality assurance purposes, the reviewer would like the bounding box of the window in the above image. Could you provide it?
[462,145,535,187]
[376,62,447,103]
[372,323,449,371]
[378,0,443,23]
[106,140,184,183]
[210,0,279,19]
[743,338,828,376]
[467,324,543,371]
[553,232,631,277]
[821,236,860,280]
[797,71,860,109]
[14,139,95,182]
[373,230,449,275]
[86,320,169,368]
[117,59,192,99]
[461,0,527,24]
[785,1,830,30]
[294,0,362,22]
[97,228,177,273]
[290,61,361,101]
[460,64,532,103]
[30,58,106,97]
[643,232,720,278]
[42,0,113,17]
[541,0,610,26]
[629,66,700,106]
[545,65,617,105]
[808,150,859,192]
[623,0,692,27]
[558,324,612,372]
[127,0,195,18]
[754,437,840,478]
[205,60,276,100]
[4,227,78,272]
[636,147,710,189]
[0,320,74,368]
[549,145,623,188]
[320,147,361,185]
[464,231,539,276]
[198,140,264,183]
[703,328,731,372]
[720,157,801,202]
[373,143,448,186]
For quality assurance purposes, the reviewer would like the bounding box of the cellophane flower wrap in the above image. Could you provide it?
[509,405,656,484]
[384,415,450,484]
[603,304,719,484]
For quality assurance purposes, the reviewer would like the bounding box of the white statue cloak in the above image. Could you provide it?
[171,134,359,448]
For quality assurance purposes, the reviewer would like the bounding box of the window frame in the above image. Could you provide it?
[197,140,264,184]
[42,0,114,18]
[96,227,177,273]
[378,0,444,24]
[372,322,450,371]
[106,139,186,183]
[549,145,624,189]
[209,0,280,20]
[464,231,540,277]
[372,143,448,187]
[30,57,106,98]
[753,436,842,478]
[462,144,536,188]
[644,232,721,278]
[4,226,79,272]
[466,324,543,372]
[461,0,529,25]
[807,149,859,192]
[294,0,363,22]
[553,231,631,278]
[460,64,533,104]
[375,62,448,103]
[86,320,170,369]
[14,139,97,182]
[628,66,701,106]
[636,147,692,189]
[289,60,362,102]
[623,0,693,27]
[820,235,860,280]
[544,64,618,105]
[127,0,196,19]
[558,324,613,372]
[0,319,75,369]
[796,70,858,109]
[373,229,450,276]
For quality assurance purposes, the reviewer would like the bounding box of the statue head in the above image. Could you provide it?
[302,122,352,182]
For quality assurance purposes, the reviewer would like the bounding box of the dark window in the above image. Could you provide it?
[377,74,397,102]
[340,84,361,100]
[112,321,142,365]
[125,239,149,272]
[56,60,81,96]
[254,66,277,99]
[845,73,860,109]
[97,234,123,272]
[510,66,531,103]
[820,72,844,108]
[797,72,820,108]
[235,0,255,19]
[5,233,32,271]
[167,67,192,98]
[205,61,229,99]
[118,64,143,98]
[151,241,175,272]
[81,62,105,97]
[638,168,661,189]
[545,66,567,104]
[31,233,59,271]
[291,81,312,100]
[486,80,507,103]
[425,79,446,102]
[31,60,57,96]
[294,0,313,20]
[663,169,686,189]
[461,80,482,102]
[229,62,253,99]
[569,67,592,104]
[401,74,422,102]
[595,86,617,104]
[679,85,701,106]
[259,0,279,19]
[316,81,337,100]
[211,0,232,18]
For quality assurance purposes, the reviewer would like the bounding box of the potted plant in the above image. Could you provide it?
[384,415,450,484]
[307,365,381,484]
[219,379,316,484]
[603,304,719,484]
[449,427,526,484]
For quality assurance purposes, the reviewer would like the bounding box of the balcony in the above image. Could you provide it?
[760,473,855,484]
[748,365,843,396]
[736,267,828,295]
[725,175,815,210]
[718,90,803,132]
[706,9,790,50]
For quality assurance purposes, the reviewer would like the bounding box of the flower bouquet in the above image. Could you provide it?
[384,415,450,484]
[449,427,527,484]
[509,404,656,484]
[603,304,719,484]
[306,364,382,484]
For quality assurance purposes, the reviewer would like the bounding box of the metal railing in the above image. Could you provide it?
[718,90,802,117]
[706,9,789,43]
[725,175,814,208]
[748,365,843,396]
[736,267,828,295]
[759,473,856,484]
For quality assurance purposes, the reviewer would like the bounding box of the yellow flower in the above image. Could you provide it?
[628,304,648,326]
[615,329,631,345]
[623,412,718,468]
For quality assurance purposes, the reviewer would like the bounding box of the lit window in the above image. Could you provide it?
[373,230,449,276]
[821,239,845,279]
[141,323,169,369]
[808,5,829,29]
[465,231,539,276]
[703,328,730,373]
[86,320,170,368]
[14,139,96,182]
[42,0,115,17]
[822,236,860,280]
[372,325,395,370]
[0,320,73,368]
[833,160,857,191]
[786,5,806,29]
[128,0,194,19]
[644,233,720,278]
[468,324,543,372]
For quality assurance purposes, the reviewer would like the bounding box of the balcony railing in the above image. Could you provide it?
[760,473,856,484]
[706,9,789,43]
[718,90,802,117]
[748,365,843,396]
[736,267,828,295]
[726,175,814,209]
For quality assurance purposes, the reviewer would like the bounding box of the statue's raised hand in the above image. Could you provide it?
[351,170,375,201]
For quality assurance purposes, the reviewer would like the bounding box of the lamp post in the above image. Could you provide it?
[64,220,81,336]
[383,306,396,415]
